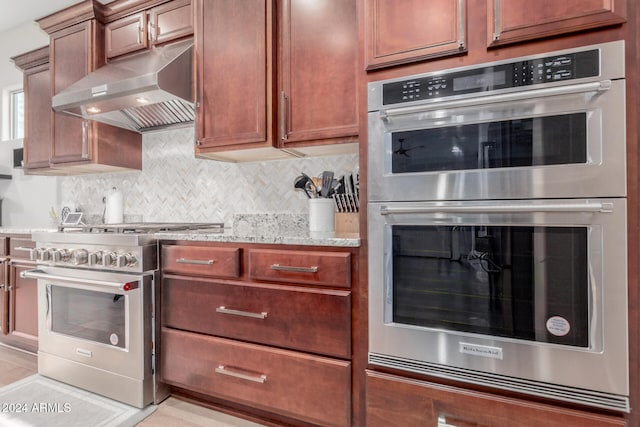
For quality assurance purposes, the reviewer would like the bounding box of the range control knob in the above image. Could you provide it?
[52,249,70,263]
[29,248,39,262]
[88,251,103,266]
[117,253,138,268]
[102,252,117,267]
[40,248,51,262]
[70,249,88,265]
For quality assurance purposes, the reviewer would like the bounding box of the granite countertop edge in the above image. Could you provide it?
[0,227,361,248]
[154,230,361,247]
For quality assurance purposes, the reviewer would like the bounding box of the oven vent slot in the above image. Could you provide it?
[368,353,630,413]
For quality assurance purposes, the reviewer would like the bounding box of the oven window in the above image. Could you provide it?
[390,113,586,173]
[49,286,126,349]
[391,225,589,347]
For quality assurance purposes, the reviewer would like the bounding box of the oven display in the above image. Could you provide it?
[381,48,599,105]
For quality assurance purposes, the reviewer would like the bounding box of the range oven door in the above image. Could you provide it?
[23,266,152,381]
[368,198,629,411]
[368,77,626,202]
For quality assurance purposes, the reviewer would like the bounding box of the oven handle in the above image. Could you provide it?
[20,269,138,292]
[379,80,611,119]
[379,201,613,215]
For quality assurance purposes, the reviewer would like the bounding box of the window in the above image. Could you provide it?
[9,89,24,140]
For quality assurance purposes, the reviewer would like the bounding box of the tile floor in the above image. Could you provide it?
[0,345,265,427]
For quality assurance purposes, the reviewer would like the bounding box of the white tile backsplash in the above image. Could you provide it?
[60,128,358,227]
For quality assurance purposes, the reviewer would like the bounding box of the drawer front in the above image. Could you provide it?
[366,371,627,427]
[162,245,240,278]
[161,328,351,427]
[8,236,34,259]
[248,249,351,288]
[163,277,351,358]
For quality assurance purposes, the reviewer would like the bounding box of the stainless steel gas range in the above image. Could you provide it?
[23,222,223,408]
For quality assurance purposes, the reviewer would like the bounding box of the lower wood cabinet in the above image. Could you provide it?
[159,241,358,426]
[0,235,37,353]
[161,328,351,426]
[163,276,351,358]
[366,370,627,427]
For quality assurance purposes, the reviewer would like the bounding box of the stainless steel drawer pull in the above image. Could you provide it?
[270,264,318,273]
[215,365,267,384]
[216,306,267,319]
[13,247,33,252]
[176,258,215,265]
[438,415,457,427]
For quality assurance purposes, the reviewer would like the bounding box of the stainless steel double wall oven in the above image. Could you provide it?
[367,41,629,411]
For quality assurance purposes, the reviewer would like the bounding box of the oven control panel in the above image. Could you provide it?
[381,48,600,105]
[29,243,155,273]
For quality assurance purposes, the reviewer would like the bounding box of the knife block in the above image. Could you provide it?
[335,213,359,234]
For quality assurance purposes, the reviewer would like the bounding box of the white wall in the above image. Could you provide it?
[0,22,58,227]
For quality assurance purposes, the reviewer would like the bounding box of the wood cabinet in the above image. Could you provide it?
[364,0,467,70]
[278,0,359,154]
[365,0,626,69]
[11,47,61,175]
[36,1,142,175]
[488,0,627,47]
[194,0,358,162]
[0,235,37,354]
[105,0,192,59]
[366,370,627,427]
[160,242,357,426]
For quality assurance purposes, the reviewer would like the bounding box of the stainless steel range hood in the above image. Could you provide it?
[52,40,194,133]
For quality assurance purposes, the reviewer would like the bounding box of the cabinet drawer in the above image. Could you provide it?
[163,277,351,358]
[366,371,627,427]
[248,249,351,288]
[8,237,34,259]
[162,245,240,278]
[161,328,351,427]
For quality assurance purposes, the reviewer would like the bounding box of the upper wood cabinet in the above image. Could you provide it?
[488,0,627,47]
[105,0,193,59]
[37,1,142,174]
[365,0,626,70]
[364,0,467,70]
[278,0,359,154]
[195,0,358,162]
[11,47,61,175]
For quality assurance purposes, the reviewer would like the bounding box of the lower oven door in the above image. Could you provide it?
[368,198,629,411]
[22,266,153,383]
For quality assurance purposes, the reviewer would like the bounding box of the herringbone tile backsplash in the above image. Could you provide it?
[60,128,359,226]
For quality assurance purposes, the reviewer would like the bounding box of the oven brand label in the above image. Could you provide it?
[546,316,571,337]
[459,342,503,360]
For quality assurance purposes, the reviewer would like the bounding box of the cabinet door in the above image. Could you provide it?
[366,371,627,427]
[0,259,6,335]
[279,0,358,146]
[23,61,52,172]
[5,262,38,353]
[365,0,466,70]
[488,0,626,47]
[150,0,193,46]
[50,21,97,165]
[195,0,273,151]
[105,12,148,59]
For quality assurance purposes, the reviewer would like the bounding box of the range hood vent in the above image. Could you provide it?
[52,40,194,133]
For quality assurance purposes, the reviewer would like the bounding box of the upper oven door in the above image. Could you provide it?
[368,77,626,202]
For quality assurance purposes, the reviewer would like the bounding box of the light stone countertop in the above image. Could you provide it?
[0,213,361,247]
[154,228,361,247]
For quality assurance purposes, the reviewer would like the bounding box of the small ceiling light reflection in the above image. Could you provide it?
[135,97,150,104]
[87,106,101,114]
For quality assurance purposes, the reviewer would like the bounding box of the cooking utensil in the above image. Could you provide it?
[320,171,334,198]
[294,175,312,198]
